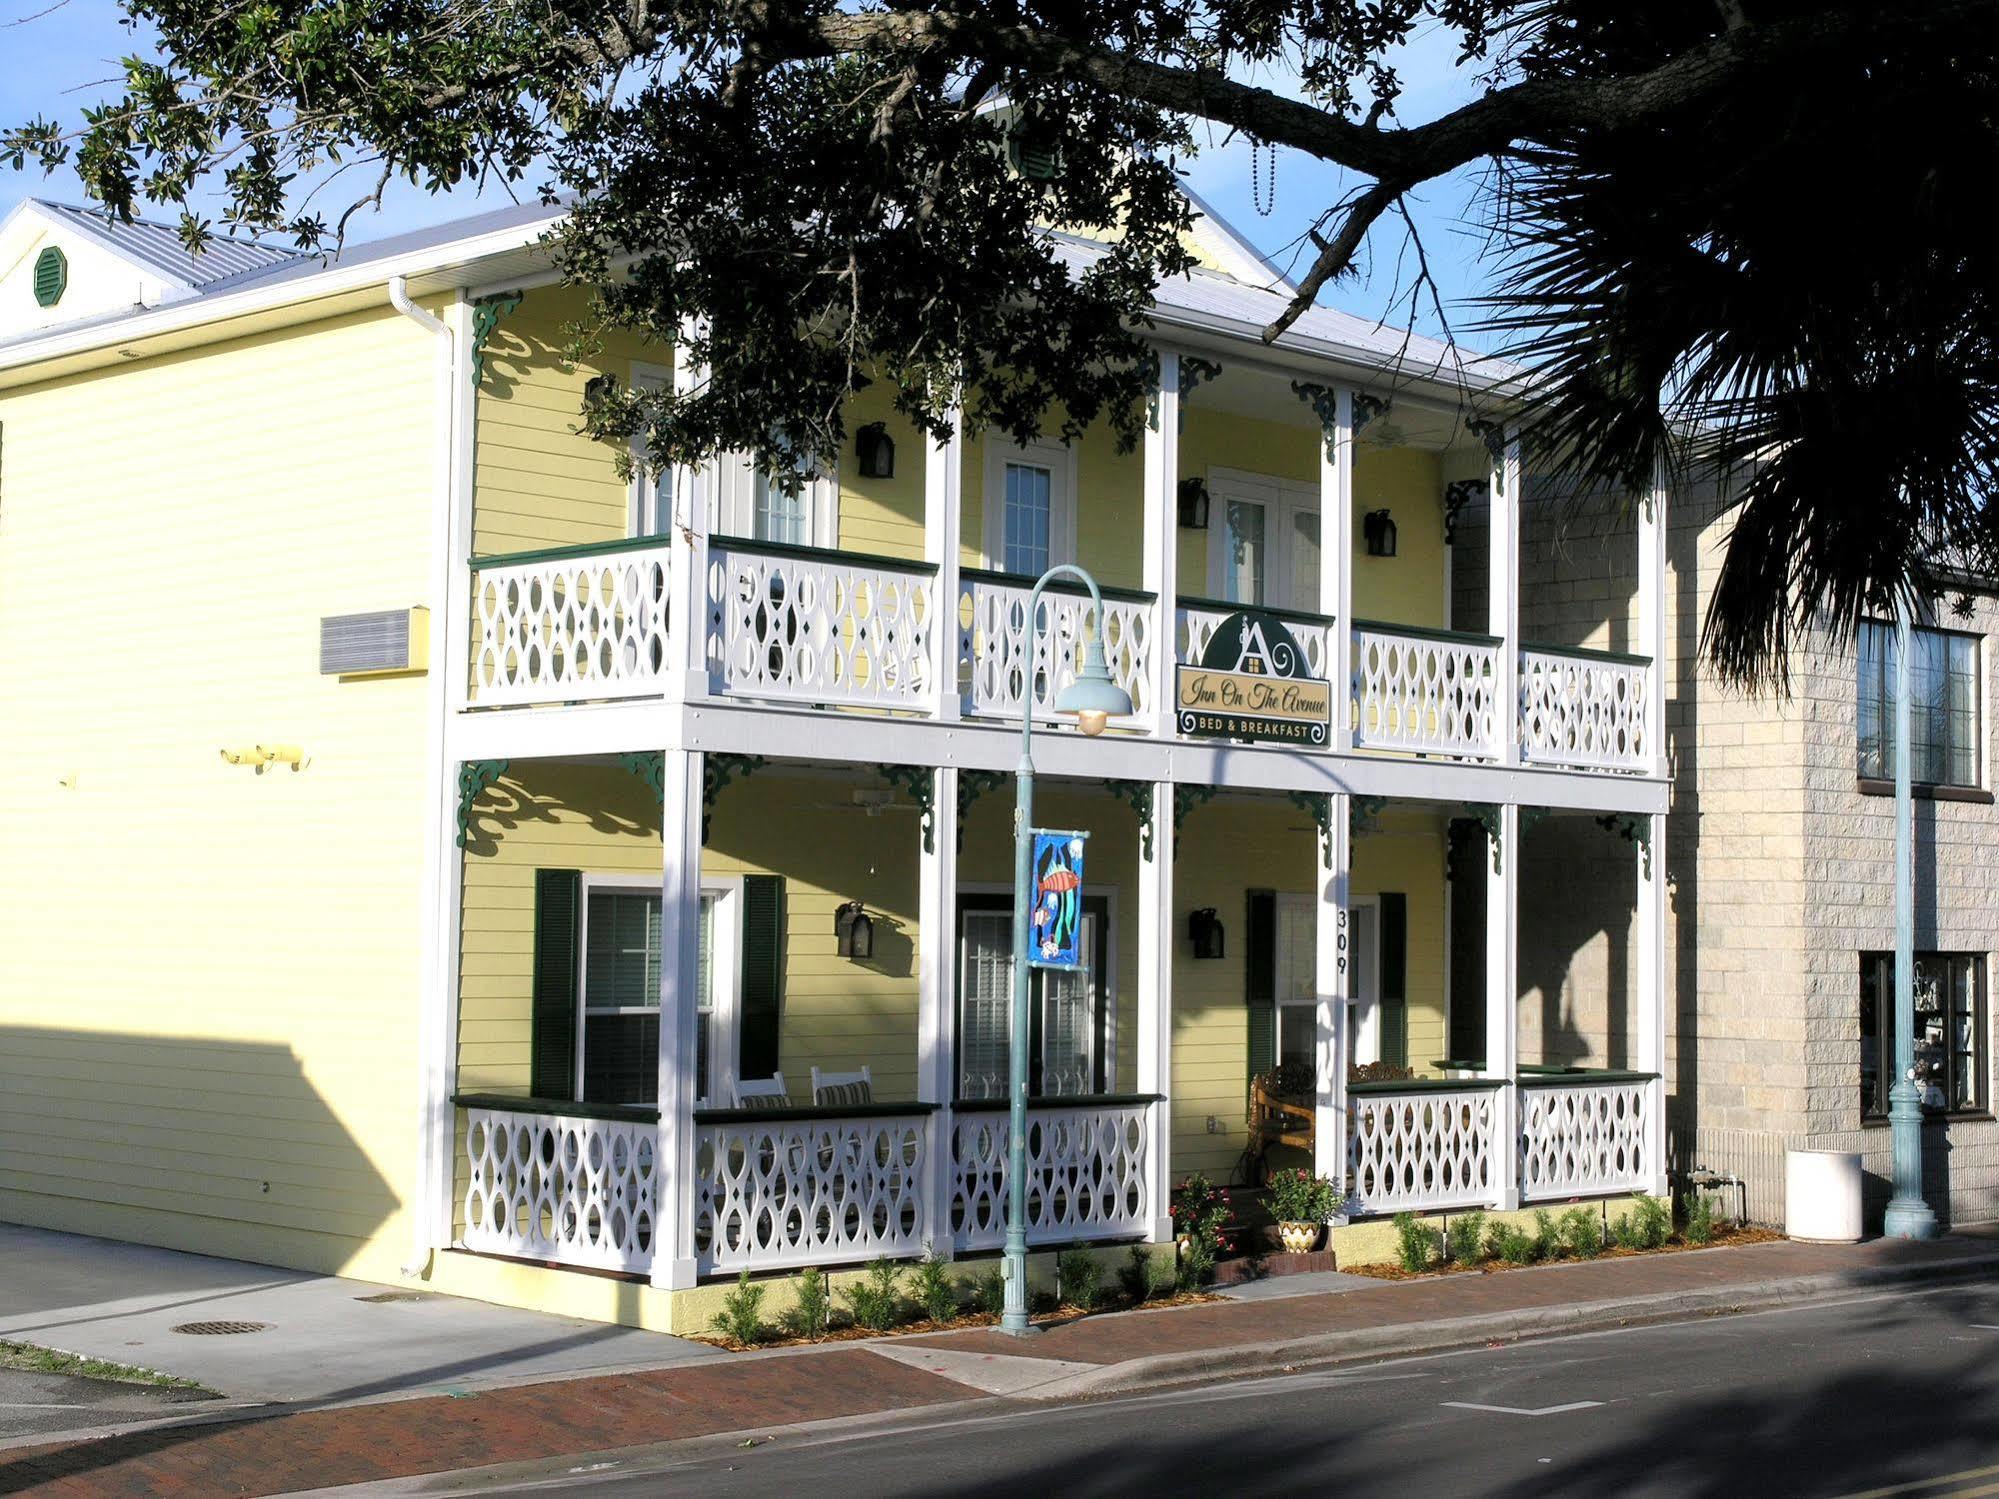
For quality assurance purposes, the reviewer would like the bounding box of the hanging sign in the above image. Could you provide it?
[1175,610,1332,745]
[1029,829,1087,969]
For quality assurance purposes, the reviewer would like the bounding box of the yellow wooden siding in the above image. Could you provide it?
[0,305,437,1279]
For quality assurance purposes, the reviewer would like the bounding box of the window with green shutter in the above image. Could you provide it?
[32,247,67,308]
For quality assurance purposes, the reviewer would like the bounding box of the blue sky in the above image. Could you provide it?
[1,3,1496,342]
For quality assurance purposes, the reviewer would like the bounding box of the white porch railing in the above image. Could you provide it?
[958,571,1154,725]
[1519,1074,1655,1201]
[949,1098,1156,1252]
[460,1102,659,1273]
[469,541,674,707]
[1346,1081,1502,1215]
[1518,645,1653,774]
[693,1107,931,1274]
[1350,622,1501,759]
[707,539,937,712]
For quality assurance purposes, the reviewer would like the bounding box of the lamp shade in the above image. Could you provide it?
[1053,637,1134,728]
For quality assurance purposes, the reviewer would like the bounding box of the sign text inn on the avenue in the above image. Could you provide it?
[1175,610,1333,745]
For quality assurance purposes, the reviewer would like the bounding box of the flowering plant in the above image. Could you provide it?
[1266,1168,1339,1225]
[1171,1173,1231,1285]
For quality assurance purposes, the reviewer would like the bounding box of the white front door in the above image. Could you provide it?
[1209,472,1321,612]
[1274,893,1378,1073]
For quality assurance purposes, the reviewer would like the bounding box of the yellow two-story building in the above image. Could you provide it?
[0,190,1670,1329]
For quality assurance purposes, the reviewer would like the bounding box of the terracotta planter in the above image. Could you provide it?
[1278,1220,1321,1254]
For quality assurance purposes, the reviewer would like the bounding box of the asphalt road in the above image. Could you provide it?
[466,1277,1999,1499]
[0,1364,217,1441]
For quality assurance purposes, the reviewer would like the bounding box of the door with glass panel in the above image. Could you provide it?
[1210,473,1321,612]
[986,442,1075,576]
[957,895,1110,1099]
[1273,893,1377,1078]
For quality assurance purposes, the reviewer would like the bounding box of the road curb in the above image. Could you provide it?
[1029,1250,1999,1400]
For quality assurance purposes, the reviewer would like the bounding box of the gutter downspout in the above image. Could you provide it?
[390,273,460,1278]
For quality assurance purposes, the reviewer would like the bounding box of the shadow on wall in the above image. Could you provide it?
[1515,813,1638,1069]
[0,1027,401,1286]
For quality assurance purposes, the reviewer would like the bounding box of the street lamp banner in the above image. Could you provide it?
[1176,609,1331,745]
[1028,829,1087,969]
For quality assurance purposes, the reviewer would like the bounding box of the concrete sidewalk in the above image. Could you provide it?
[4,1230,1998,1497]
[0,1224,720,1407]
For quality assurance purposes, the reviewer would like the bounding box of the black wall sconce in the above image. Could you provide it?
[835,900,875,960]
[1187,907,1225,959]
[1363,508,1398,557]
[1177,476,1211,530]
[855,422,895,479]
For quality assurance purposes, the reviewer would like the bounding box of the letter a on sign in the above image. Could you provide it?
[1029,830,1087,969]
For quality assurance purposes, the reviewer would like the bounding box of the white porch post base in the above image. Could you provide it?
[1315,793,1353,1186]
[1138,780,1175,1241]
[652,746,703,1291]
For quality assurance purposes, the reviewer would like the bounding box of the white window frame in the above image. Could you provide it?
[1204,466,1321,612]
[982,437,1078,575]
[713,445,839,548]
[577,872,743,1109]
[627,363,675,539]
[956,880,1118,1097]
[1275,891,1378,1065]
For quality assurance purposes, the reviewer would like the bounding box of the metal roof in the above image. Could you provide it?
[38,202,303,287]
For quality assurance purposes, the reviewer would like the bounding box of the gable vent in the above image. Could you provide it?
[320,607,428,677]
[33,247,67,308]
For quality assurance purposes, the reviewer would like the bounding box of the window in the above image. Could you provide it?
[956,897,1111,1099]
[1860,952,1987,1118]
[579,881,734,1107]
[752,474,809,545]
[1205,471,1321,613]
[983,439,1073,574]
[714,444,837,547]
[1002,463,1053,575]
[628,367,674,538]
[1223,499,1266,606]
[1857,621,1979,787]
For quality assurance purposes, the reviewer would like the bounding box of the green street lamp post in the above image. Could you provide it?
[1884,597,1939,1238]
[1002,564,1134,1334]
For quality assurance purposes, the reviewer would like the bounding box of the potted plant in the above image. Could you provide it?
[1267,1167,1338,1253]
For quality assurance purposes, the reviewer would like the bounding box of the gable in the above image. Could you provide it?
[0,204,178,343]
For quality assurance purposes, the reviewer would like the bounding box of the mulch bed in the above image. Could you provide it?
[697,1291,1224,1353]
[1340,1224,1785,1281]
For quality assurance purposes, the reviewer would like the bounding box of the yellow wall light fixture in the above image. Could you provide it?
[220,744,309,774]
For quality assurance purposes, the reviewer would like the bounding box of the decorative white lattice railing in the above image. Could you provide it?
[959,572,1154,726]
[460,1102,659,1273]
[469,541,674,707]
[1519,1075,1655,1202]
[1350,622,1501,759]
[949,1099,1156,1252]
[1518,645,1653,774]
[707,539,937,712]
[694,1107,932,1274]
[1176,598,1335,679]
[1347,1082,1502,1215]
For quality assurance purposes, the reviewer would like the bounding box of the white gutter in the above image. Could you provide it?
[388,274,449,337]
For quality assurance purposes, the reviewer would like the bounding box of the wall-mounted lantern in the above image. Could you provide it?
[856,422,896,479]
[1187,907,1225,959]
[835,900,875,960]
[1177,476,1211,531]
[1363,508,1398,558]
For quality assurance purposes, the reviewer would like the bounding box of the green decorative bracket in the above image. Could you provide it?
[1352,391,1390,434]
[1107,780,1157,862]
[469,290,523,388]
[1177,356,1223,431]
[1468,417,1507,470]
[1350,794,1388,838]
[1596,812,1654,880]
[455,760,509,848]
[1290,381,1340,460]
[703,753,769,843]
[1173,783,1218,838]
[1443,478,1486,547]
[878,765,937,853]
[1286,790,1335,869]
[1467,802,1503,874]
[957,769,1008,852]
[620,751,665,801]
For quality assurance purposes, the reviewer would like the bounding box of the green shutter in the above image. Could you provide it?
[530,868,582,1099]
[1245,888,1276,1079]
[1378,892,1408,1068]
[33,247,67,308]
[739,874,786,1081]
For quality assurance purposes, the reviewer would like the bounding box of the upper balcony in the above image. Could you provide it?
[455,287,1662,783]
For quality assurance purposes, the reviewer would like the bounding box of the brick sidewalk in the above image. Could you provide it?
[4,1234,1994,1497]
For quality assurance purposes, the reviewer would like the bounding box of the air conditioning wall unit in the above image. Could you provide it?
[320,607,430,678]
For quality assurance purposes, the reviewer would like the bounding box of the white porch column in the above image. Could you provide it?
[919,767,961,1254]
[1489,429,1522,764]
[1636,811,1670,1195]
[1485,802,1521,1209]
[1322,390,1356,754]
[1136,782,1175,1239]
[670,338,711,701]
[1142,353,1180,736]
[925,408,965,721]
[651,747,704,1290]
[1640,461,1669,779]
[1315,794,1353,1186]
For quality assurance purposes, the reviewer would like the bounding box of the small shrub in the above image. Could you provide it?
[1488,1223,1537,1266]
[1173,1174,1231,1288]
[1056,1245,1104,1311]
[1531,1209,1562,1261]
[1267,1168,1340,1226]
[1393,1212,1441,1273]
[1685,1192,1717,1246]
[786,1266,830,1341]
[1560,1206,1604,1260]
[1446,1210,1487,1265]
[1632,1195,1672,1250]
[1609,1211,1643,1250]
[842,1257,905,1332]
[912,1252,959,1324]
[968,1265,1006,1317]
[711,1271,768,1346]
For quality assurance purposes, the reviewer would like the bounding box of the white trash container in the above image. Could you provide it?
[1785,1149,1863,1242]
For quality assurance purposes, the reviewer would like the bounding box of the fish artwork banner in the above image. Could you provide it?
[1029,830,1088,970]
